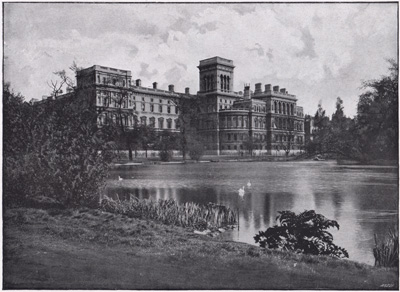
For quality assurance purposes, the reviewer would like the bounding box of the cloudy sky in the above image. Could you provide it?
[4,3,397,117]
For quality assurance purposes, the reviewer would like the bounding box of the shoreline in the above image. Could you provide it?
[3,206,398,289]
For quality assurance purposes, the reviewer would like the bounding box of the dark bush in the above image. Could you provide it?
[254,210,349,258]
[159,149,173,162]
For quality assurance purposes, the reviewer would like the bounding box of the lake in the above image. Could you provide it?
[106,160,398,265]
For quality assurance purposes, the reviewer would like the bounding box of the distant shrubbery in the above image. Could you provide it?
[254,210,349,259]
[101,196,237,229]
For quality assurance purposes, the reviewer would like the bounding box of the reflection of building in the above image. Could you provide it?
[197,56,305,155]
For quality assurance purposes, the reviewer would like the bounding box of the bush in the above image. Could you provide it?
[3,86,116,208]
[373,228,399,267]
[188,142,204,161]
[159,150,173,162]
[254,210,349,258]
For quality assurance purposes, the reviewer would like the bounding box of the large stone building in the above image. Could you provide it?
[40,56,305,156]
[197,56,305,155]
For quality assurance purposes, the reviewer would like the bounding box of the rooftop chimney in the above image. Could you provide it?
[136,79,141,86]
[244,84,251,100]
[265,84,272,92]
[280,88,286,93]
[168,84,175,92]
[255,83,262,94]
[185,87,190,94]
[273,85,279,92]
[153,82,158,89]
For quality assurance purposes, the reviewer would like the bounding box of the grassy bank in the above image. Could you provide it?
[3,207,398,289]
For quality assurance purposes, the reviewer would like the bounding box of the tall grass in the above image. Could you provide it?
[373,228,399,268]
[100,196,237,230]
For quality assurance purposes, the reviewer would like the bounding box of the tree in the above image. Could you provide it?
[156,130,179,161]
[355,59,398,161]
[170,95,202,160]
[254,210,349,258]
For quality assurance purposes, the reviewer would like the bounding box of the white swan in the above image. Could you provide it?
[238,186,245,198]
[118,176,123,181]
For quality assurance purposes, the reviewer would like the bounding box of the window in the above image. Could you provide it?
[159,105,163,113]
[167,119,172,129]
[97,96,101,105]
[158,118,164,129]
[151,98,154,102]
[150,104,154,112]
[103,77,106,84]
[168,100,170,104]
[140,116,147,125]
[123,80,126,87]
[141,103,145,111]
[159,99,162,103]
[149,117,155,127]
[142,97,145,101]
[228,134,231,141]
[175,107,179,114]
[234,145,237,150]
[234,134,237,141]
[175,119,180,130]
[228,145,231,150]
[167,106,171,114]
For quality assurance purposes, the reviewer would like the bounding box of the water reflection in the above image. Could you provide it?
[106,161,398,265]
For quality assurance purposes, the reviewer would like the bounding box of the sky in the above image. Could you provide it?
[4,2,398,117]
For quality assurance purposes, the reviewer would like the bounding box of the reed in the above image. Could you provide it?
[373,228,399,268]
[100,196,237,230]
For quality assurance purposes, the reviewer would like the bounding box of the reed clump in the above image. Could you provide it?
[100,196,237,230]
[373,228,399,268]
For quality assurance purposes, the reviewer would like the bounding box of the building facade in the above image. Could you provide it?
[41,56,305,156]
[197,57,305,155]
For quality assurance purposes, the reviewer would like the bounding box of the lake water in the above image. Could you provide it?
[106,161,398,265]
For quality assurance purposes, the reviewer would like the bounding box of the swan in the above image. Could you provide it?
[118,176,123,181]
[238,186,245,198]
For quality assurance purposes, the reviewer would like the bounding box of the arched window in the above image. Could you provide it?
[291,104,294,116]
[220,75,224,91]
[167,118,172,129]
[158,117,164,129]
[227,76,230,91]
[283,103,286,114]
[287,104,290,115]
[255,118,259,128]
[279,103,282,114]
[140,116,147,126]
[223,75,227,91]
[175,119,180,130]
[274,101,278,113]
[149,117,155,127]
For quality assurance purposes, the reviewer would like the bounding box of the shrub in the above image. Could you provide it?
[159,149,173,162]
[254,210,349,258]
[188,142,204,161]
[373,228,399,267]
[3,86,116,208]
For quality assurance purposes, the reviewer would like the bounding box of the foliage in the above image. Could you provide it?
[355,59,398,161]
[373,228,399,268]
[3,84,116,207]
[254,210,349,258]
[188,137,205,161]
[156,130,179,161]
[101,196,237,229]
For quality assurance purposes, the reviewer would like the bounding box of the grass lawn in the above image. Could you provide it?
[3,207,398,289]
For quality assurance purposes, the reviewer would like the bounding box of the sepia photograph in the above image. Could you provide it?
[2,1,399,289]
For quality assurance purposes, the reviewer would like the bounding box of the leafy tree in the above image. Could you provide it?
[170,95,202,160]
[355,59,398,161]
[254,210,349,258]
[156,130,179,161]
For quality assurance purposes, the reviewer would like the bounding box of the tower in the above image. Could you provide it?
[198,57,235,93]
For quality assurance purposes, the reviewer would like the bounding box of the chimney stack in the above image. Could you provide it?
[136,79,141,86]
[185,87,190,94]
[265,84,272,92]
[153,82,158,89]
[273,85,279,92]
[244,84,251,100]
[168,84,175,92]
[255,83,262,94]
[280,88,286,93]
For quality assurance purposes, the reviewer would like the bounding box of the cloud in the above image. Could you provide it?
[3,3,397,117]
[296,27,317,59]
